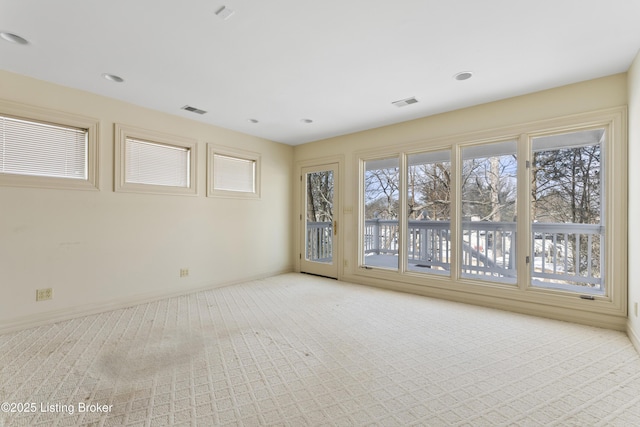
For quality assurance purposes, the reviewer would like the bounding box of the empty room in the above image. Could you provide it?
[2,0,640,425]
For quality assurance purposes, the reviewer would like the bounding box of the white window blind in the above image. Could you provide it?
[213,154,255,193]
[0,114,88,180]
[125,138,190,187]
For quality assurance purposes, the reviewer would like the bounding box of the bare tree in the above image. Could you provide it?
[306,171,333,222]
[532,144,601,279]
[364,167,399,220]
[533,145,600,224]
[462,156,517,222]
[409,162,451,220]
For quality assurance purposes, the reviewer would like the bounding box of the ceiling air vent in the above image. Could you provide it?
[392,97,418,107]
[181,105,207,115]
[215,6,235,20]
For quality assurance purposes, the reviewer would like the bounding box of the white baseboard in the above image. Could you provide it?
[0,268,293,335]
[628,320,640,356]
[342,273,628,331]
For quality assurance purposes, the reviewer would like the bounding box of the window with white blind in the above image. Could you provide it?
[208,145,260,198]
[115,124,197,195]
[0,100,99,190]
[125,138,190,187]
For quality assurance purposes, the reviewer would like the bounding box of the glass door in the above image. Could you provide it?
[301,164,338,278]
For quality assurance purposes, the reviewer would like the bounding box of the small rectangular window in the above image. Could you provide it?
[213,154,255,193]
[1,116,87,179]
[0,100,98,190]
[208,145,260,199]
[125,138,190,187]
[115,124,197,196]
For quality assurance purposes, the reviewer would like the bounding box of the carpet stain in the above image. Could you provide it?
[94,329,205,382]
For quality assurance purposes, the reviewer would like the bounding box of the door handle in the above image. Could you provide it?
[334,220,337,236]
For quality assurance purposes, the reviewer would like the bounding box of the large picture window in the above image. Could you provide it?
[460,140,518,284]
[406,150,451,276]
[357,107,625,318]
[531,128,605,294]
[362,157,400,270]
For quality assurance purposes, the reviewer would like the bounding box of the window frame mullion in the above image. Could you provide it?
[517,133,531,291]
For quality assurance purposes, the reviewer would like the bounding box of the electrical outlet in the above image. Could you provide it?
[180,268,189,278]
[36,288,53,301]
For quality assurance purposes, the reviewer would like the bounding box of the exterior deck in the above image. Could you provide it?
[306,219,603,293]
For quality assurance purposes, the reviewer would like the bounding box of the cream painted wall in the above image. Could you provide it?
[628,52,640,351]
[294,74,627,160]
[293,74,628,330]
[0,70,294,332]
[1,68,633,336]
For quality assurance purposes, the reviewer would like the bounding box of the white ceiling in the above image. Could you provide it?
[1,0,640,146]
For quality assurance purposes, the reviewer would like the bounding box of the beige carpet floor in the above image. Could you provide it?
[1,273,640,426]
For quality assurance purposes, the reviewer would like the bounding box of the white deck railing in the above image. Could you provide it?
[460,221,516,281]
[305,221,333,262]
[307,220,603,289]
[531,222,603,288]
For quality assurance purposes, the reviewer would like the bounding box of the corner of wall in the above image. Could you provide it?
[629,319,640,354]
[627,48,640,354]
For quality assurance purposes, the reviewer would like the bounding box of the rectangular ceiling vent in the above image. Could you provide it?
[392,97,418,107]
[181,105,207,115]
[215,6,235,20]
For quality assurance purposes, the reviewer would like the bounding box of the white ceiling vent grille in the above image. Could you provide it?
[392,97,419,107]
[181,105,207,115]
[215,6,235,20]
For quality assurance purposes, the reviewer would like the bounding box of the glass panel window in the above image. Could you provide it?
[207,144,260,199]
[1,115,87,180]
[125,138,190,187]
[461,140,518,284]
[305,169,334,264]
[115,124,197,196]
[406,150,451,275]
[531,128,605,294]
[363,157,400,270]
[213,154,256,193]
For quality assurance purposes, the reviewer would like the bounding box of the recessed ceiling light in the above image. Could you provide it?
[102,73,124,83]
[301,119,313,124]
[454,71,473,81]
[248,119,259,124]
[0,32,29,45]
